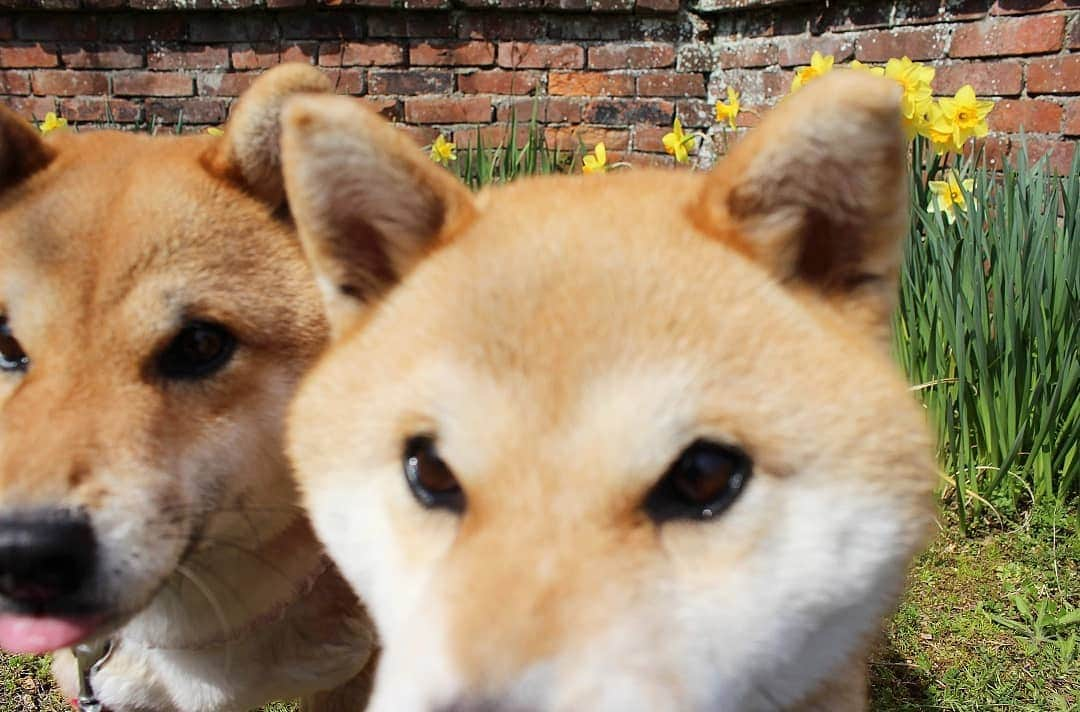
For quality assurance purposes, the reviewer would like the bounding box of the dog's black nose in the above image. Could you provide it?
[0,510,96,605]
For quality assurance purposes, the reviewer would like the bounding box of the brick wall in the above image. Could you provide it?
[0,0,1077,171]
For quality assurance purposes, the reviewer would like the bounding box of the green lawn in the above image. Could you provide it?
[4,504,1076,712]
[870,504,1079,711]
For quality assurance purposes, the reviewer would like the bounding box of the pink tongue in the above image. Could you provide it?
[0,615,100,654]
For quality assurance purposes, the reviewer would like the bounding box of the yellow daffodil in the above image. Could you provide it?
[429,134,457,166]
[927,170,975,224]
[714,87,740,130]
[38,112,67,135]
[937,85,994,150]
[884,57,935,135]
[791,51,834,91]
[848,60,884,77]
[206,126,224,136]
[582,142,607,174]
[662,118,695,164]
[919,101,958,154]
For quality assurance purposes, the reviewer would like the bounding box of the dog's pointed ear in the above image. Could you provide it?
[203,63,332,207]
[0,105,55,193]
[696,71,908,339]
[281,94,476,337]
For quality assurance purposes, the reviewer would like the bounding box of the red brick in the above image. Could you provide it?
[991,1,1065,14]
[59,97,140,123]
[113,71,194,97]
[987,99,1063,133]
[452,125,533,149]
[324,68,365,95]
[715,38,776,69]
[547,16,636,42]
[281,43,317,64]
[711,68,791,105]
[61,44,143,69]
[1064,100,1080,136]
[394,124,437,147]
[636,0,680,12]
[497,43,584,69]
[458,14,545,41]
[196,72,256,97]
[676,98,714,128]
[542,0,589,13]
[318,41,404,67]
[950,14,1065,57]
[677,44,714,72]
[457,69,541,95]
[0,44,58,68]
[855,27,949,61]
[965,135,1011,169]
[369,70,452,95]
[591,0,634,10]
[279,12,363,40]
[625,151,676,168]
[497,97,582,123]
[358,97,399,120]
[149,45,230,70]
[932,61,1023,95]
[186,15,277,43]
[637,72,706,97]
[145,97,228,125]
[99,15,184,42]
[31,70,107,96]
[409,41,495,67]
[544,126,629,151]
[549,72,634,96]
[15,15,97,42]
[633,124,671,153]
[588,43,675,69]
[2,96,57,121]
[1027,56,1080,94]
[776,36,854,67]
[368,12,455,39]
[403,96,492,123]
[1014,138,1076,174]
[231,43,279,70]
[0,70,30,96]
[584,98,674,125]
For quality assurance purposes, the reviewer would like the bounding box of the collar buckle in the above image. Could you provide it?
[72,638,113,712]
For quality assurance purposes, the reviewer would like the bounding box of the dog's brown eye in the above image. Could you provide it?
[157,321,236,380]
[404,436,464,513]
[644,440,751,523]
[0,317,28,373]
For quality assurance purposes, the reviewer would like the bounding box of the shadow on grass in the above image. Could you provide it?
[869,637,934,712]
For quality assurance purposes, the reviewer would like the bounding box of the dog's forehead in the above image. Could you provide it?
[330,172,912,480]
[0,131,312,333]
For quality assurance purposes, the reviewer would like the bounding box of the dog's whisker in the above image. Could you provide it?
[176,563,235,673]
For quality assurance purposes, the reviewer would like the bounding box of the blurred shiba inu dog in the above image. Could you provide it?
[0,64,375,711]
[283,71,936,712]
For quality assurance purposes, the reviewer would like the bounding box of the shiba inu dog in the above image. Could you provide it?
[283,70,936,712]
[0,64,375,711]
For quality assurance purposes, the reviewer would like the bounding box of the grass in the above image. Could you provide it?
[870,504,1079,711]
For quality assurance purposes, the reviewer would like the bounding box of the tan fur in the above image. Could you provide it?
[285,71,935,711]
[0,64,374,711]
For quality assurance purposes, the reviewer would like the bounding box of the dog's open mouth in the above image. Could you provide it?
[0,613,104,654]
